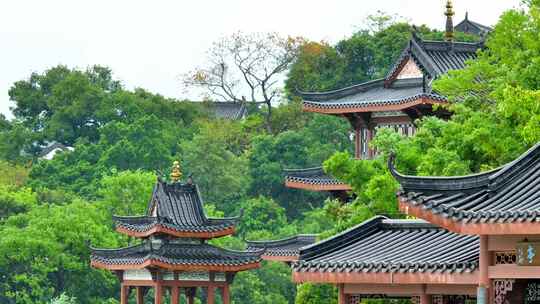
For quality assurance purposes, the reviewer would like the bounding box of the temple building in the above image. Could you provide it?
[292,141,540,303]
[90,162,262,304]
[293,216,479,304]
[284,0,489,199]
[390,142,540,303]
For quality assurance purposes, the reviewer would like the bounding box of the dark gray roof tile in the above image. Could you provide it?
[390,142,540,223]
[293,217,478,274]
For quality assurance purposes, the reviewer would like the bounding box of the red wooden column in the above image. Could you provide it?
[120,284,130,304]
[136,287,145,304]
[154,282,163,304]
[354,127,361,159]
[221,285,230,304]
[418,294,431,304]
[338,284,349,304]
[171,286,179,304]
[207,286,215,304]
[478,235,490,304]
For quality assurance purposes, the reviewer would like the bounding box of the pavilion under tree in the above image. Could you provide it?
[91,161,262,304]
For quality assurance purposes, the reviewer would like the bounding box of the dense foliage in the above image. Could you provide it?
[0,4,538,304]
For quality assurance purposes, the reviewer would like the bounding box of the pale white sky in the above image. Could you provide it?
[0,0,522,119]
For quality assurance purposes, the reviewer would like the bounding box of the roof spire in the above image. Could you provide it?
[170,160,182,182]
[445,0,455,42]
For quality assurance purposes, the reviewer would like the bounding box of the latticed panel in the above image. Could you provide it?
[433,295,444,304]
[348,295,362,304]
[494,251,517,265]
[493,280,515,304]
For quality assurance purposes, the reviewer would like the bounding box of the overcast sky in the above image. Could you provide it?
[0,0,523,118]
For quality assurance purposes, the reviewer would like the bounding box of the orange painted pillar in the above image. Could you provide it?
[155,283,163,304]
[171,286,179,304]
[120,284,130,304]
[338,284,348,304]
[207,286,215,304]
[354,127,361,159]
[478,235,490,304]
[419,294,431,304]
[136,287,145,304]
[221,285,230,304]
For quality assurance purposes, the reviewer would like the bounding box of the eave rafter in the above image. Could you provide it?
[116,225,235,239]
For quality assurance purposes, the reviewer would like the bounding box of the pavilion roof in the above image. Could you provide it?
[298,37,482,114]
[284,167,351,191]
[91,242,262,272]
[114,180,239,238]
[386,36,482,82]
[390,142,540,234]
[292,216,478,275]
[454,14,492,37]
[301,78,447,114]
[246,234,317,259]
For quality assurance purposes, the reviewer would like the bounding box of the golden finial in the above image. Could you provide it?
[170,161,182,182]
[445,0,455,42]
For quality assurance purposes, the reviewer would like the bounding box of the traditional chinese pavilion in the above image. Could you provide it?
[293,216,479,304]
[390,142,540,304]
[247,234,317,262]
[284,0,486,199]
[91,162,262,304]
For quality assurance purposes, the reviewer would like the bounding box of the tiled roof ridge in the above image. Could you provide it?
[299,216,387,260]
[389,143,540,193]
[388,153,501,192]
[299,78,426,102]
[283,166,326,176]
[246,234,318,248]
[292,216,479,274]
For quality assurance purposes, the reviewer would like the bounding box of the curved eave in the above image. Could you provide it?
[292,269,479,285]
[388,153,500,192]
[116,224,236,239]
[302,96,447,115]
[285,179,352,191]
[398,196,540,235]
[91,259,260,272]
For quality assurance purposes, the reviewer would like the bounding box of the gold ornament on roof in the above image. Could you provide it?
[445,0,455,42]
[170,161,182,182]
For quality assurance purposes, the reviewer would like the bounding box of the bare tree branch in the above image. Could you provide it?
[181,32,305,132]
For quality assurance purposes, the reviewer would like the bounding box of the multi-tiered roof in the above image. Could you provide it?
[92,174,261,271]
[91,162,261,304]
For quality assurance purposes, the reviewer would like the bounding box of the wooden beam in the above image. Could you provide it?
[92,259,260,272]
[292,270,479,285]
